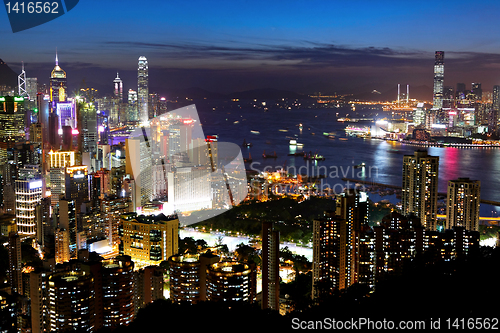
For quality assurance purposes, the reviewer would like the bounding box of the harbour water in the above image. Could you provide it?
[198,106,500,217]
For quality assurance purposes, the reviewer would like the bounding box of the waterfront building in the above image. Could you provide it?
[446,178,480,232]
[402,150,439,231]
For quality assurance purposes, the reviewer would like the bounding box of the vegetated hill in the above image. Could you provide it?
[0,59,18,88]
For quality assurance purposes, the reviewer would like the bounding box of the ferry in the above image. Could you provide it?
[289,139,297,145]
[250,130,260,135]
[354,163,366,168]
[304,152,325,161]
[244,153,253,163]
[242,139,252,147]
[339,138,348,141]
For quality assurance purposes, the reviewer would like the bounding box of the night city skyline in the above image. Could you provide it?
[1,1,500,331]
[3,0,500,96]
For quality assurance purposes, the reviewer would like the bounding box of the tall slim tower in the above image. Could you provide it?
[18,62,28,98]
[113,72,123,102]
[402,150,439,230]
[433,51,444,109]
[137,56,148,123]
[261,221,279,311]
[446,178,480,231]
[49,51,67,113]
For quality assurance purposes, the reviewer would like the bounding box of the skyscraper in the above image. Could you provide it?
[492,85,500,134]
[15,178,43,236]
[137,56,148,123]
[433,51,444,110]
[402,150,439,230]
[49,52,67,114]
[8,232,22,295]
[446,178,480,232]
[127,89,138,123]
[113,72,123,102]
[261,221,280,311]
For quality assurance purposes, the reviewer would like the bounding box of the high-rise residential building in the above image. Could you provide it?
[168,251,220,304]
[64,165,89,214]
[15,178,43,236]
[206,261,256,303]
[120,212,178,267]
[30,269,48,333]
[47,271,95,332]
[8,232,22,295]
[261,221,279,311]
[133,265,164,314]
[432,51,444,110]
[100,196,132,251]
[312,190,369,299]
[49,52,67,114]
[446,178,480,232]
[137,56,148,123]
[402,150,439,231]
[54,227,70,264]
[113,72,123,102]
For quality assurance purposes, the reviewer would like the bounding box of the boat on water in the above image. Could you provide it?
[304,151,325,161]
[279,129,288,132]
[234,121,240,124]
[289,139,297,145]
[244,152,253,163]
[288,151,305,157]
[297,142,304,147]
[262,150,278,159]
[354,162,366,168]
[339,138,348,141]
[242,139,252,147]
[250,130,260,134]
[299,123,303,130]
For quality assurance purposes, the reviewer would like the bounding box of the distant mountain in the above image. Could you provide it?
[0,59,18,89]
[165,87,225,100]
[350,84,433,102]
[227,88,312,100]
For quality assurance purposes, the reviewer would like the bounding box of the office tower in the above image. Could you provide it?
[492,85,500,134]
[413,103,426,126]
[48,112,59,148]
[261,221,279,311]
[148,92,159,119]
[402,150,439,230]
[120,212,178,267]
[433,51,444,109]
[65,165,89,214]
[0,96,26,165]
[48,150,75,168]
[133,266,164,314]
[35,197,50,247]
[47,271,95,332]
[127,89,138,123]
[167,166,212,213]
[113,72,123,102]
[100,196,132,251]
[168,252,220,304]
[18,62,27,98]
[15,178,43,236]
[168,120,193,158]
[49,52,67,114]
[78,102,98,159]
[443,86,454,108]
[206,261,256,303]
[58,198,77,258]
[446,178,480,232]
[26,78,38,102]
[125,136,153,209]
[54,228,70,264]
[471,82,482,101]
[138,56,149,123]
[8,232,22,295]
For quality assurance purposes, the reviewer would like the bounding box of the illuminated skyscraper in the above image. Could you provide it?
[15,178,43,236]
[491,85,500,133]
[113,72,123,102]
[127,89,138,123]
[206,261,256,303]
[8,232,22,295]
[54,227,70,264]
[137,56,148,123]
[402,150,439,230]
[433,51,444,110]
[49,51,67,114]
[446,178,480,232]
